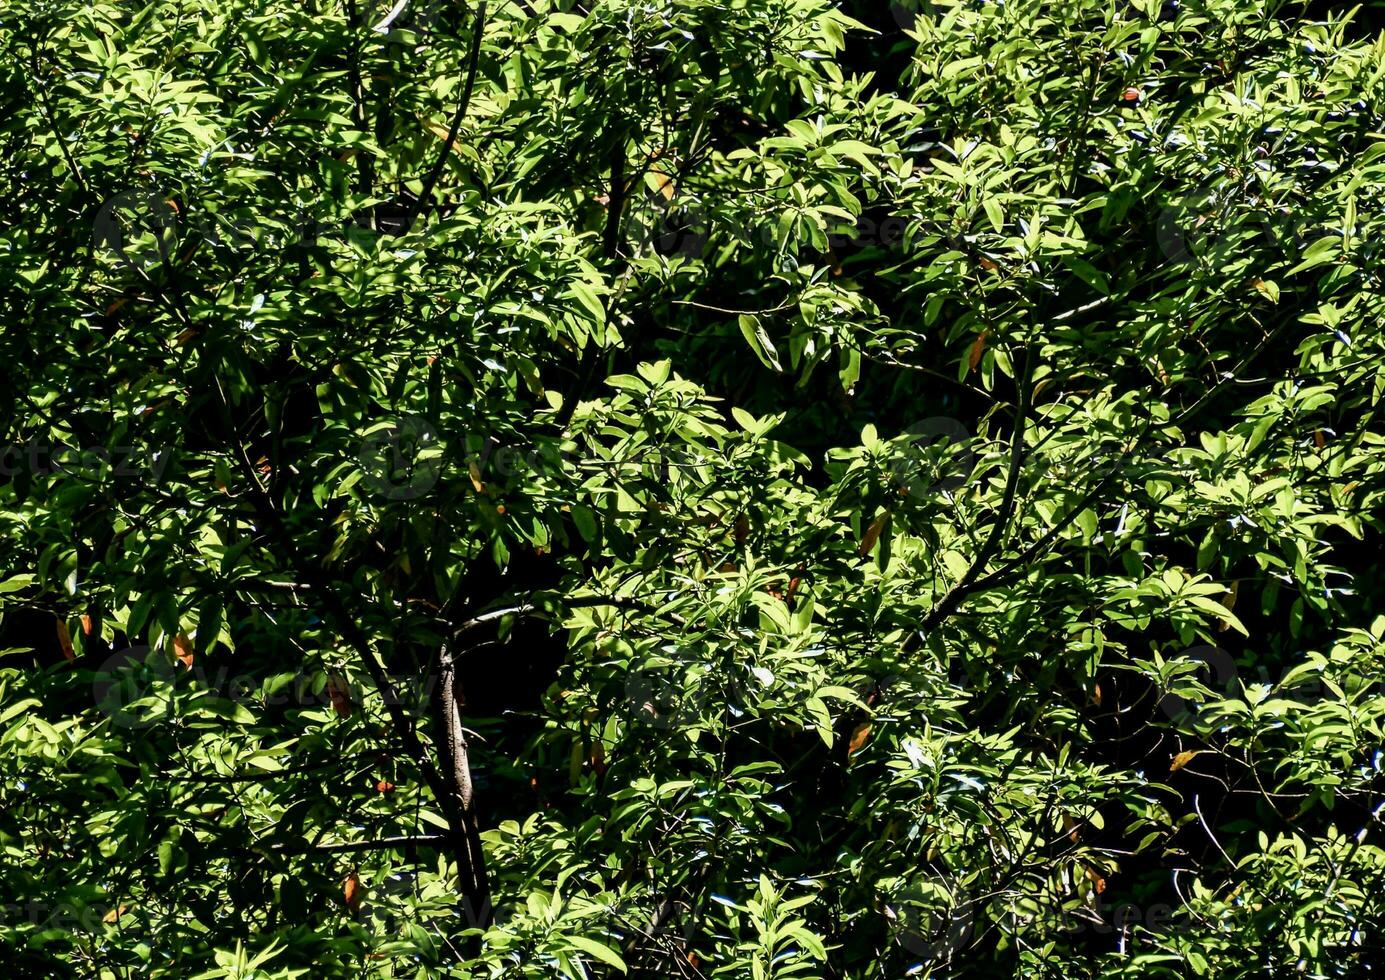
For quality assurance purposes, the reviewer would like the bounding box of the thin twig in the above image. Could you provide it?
[271,834,448,854]
[407,3,487,230]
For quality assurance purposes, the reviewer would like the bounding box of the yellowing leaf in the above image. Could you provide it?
[645,165,676,201]
[423,118,466,155]
[1218,580,1240,632]
[1169,750,1201,773]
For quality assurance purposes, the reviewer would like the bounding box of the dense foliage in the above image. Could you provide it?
[3,0,1385,975]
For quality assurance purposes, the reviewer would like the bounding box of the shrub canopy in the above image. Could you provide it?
[2,0,1385,976]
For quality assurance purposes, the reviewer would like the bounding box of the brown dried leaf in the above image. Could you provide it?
[327,673,355,718]
[858,513,889,557]
[173,631,195,669]
[344,871,363,912]
[968,330,989,370]
[848,722,873,756]
[56,618,74,662]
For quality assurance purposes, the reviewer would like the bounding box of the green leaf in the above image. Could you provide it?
[738,314,782,372]
[565,936,627,973]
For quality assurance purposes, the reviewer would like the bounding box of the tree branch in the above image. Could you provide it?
[406,2,487,231]
[433,642,492,925]
[916,338,1036,635]
[271,834,448,854]
[602,132,629,263]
